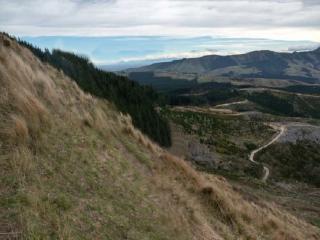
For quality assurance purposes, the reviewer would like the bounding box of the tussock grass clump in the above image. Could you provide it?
[201,186,213,195]
[120,113,162,155]
[160,153,205,188]
[9,115,29,145]
[15,91,48,135]
[3,39,10,47]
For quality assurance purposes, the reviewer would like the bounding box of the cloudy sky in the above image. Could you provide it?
[1,0,320,67]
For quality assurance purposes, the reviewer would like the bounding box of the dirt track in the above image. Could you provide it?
[249,124,286,182]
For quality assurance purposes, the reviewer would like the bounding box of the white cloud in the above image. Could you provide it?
[0,0,320,41]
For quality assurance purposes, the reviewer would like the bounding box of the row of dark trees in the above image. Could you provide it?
[247,92,296,116]
[167,89,241,106]
[17,38,171,147]
[247,91,320,119]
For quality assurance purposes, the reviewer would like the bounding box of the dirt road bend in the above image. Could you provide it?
[249,124,286,182]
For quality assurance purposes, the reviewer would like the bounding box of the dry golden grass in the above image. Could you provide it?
[10,147,34,184]
[9,115,29,145]
[119,113,163,155]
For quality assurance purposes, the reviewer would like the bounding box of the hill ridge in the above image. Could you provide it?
[127,46,320,84]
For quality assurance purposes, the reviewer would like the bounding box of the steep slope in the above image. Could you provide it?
[1,34,319,239]
[17,37,171,147]
[127,47,320,83]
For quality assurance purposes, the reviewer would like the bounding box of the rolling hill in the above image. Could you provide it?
[127,47,320,85]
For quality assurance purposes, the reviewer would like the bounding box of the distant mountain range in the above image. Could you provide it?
[126,47,320,84]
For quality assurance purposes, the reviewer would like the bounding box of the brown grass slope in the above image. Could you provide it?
[0,34,319,240]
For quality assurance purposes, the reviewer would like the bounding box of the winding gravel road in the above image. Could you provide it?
[249,124,286,182]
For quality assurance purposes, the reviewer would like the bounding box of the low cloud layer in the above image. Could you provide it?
[1,0,320,41]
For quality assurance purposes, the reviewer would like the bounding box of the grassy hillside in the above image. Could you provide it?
[14,34,171,147]
[1,34,319,239]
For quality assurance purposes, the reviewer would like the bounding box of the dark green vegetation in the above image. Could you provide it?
[167,87,320,121]
[163,108,273,166]
[17,37,171,146]
[257,140,320,187]
[247,91,295,116]
[128,72,197,92]
[128,76,245,106]
[168,88,241,106]
[247,91,320,118]
[313,219,320,229]
[281,85,320,95]
[167,82,243,106]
